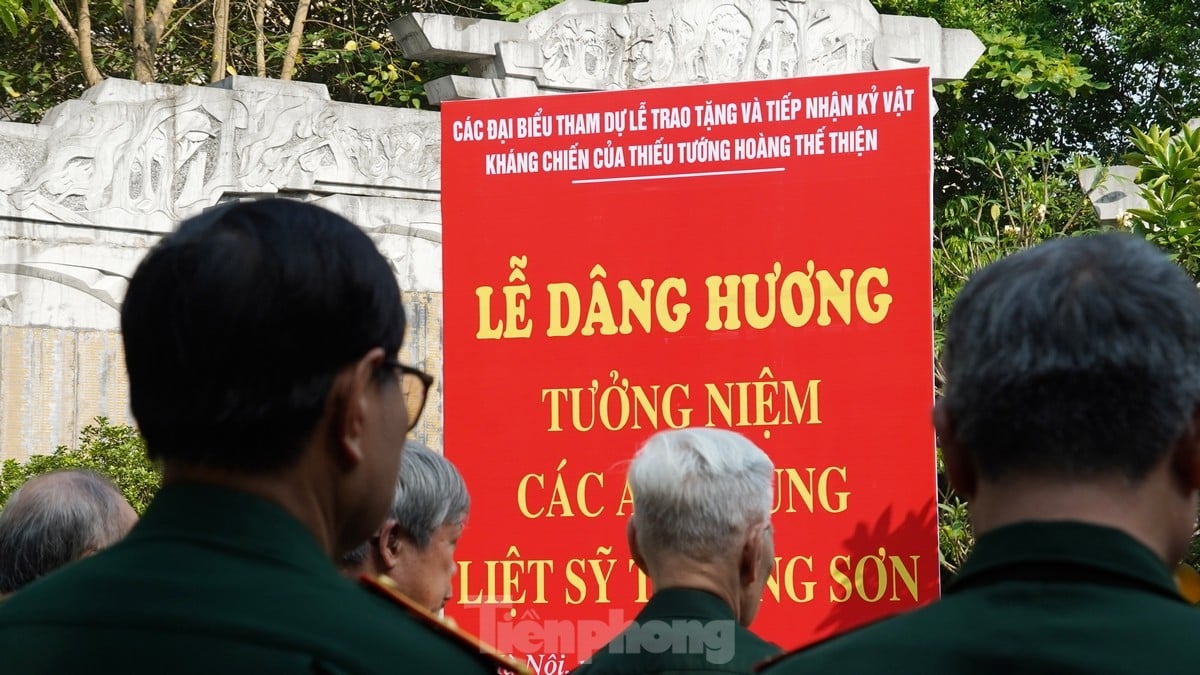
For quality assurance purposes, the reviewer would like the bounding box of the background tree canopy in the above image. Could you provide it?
[0,419,160,512]
[1,0,1199,569]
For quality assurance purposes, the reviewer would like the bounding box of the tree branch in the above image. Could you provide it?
[209,0,229,82]
[76,0,103,85]
[46,0,80,50]
[147,0,176,45]
[131,0,152,80]
[254,0,266,77]
[159,0,208,44]
[279,0,310,80]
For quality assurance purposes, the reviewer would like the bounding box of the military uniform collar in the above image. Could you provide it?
[637,587,738,622]
[949,520,1181,601]
[128,483,335,574]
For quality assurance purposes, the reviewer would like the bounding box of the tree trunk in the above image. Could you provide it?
[209,0,229,82]
[131,0,153,81]
[279,0,310,81]
[131,0,176,82]
[148,0,176,51]
[48,0,103,86]
[254,0,266,77]
[76,0,102,85]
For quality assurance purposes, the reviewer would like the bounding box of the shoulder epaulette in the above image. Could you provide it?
[359,574,532,675]
[1175,564,1200,604]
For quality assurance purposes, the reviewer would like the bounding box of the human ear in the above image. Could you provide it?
[739,522,771,588]
[936,399,977,501]
[627,519,648,574]
[1169,405,1200,494]
[377,519,403,570]
[331,347,387,467]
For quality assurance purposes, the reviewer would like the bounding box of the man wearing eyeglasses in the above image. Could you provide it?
[0,199,511,674]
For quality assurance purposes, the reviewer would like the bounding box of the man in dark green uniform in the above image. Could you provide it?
[0,199,513,674]
[575,428,781,674]
[761,233,1200,674]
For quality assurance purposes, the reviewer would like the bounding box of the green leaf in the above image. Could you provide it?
[0,7,16,36]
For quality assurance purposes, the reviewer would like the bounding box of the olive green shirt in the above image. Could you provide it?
[0,483,500,675]
[573,587,781,674]
[760,521,1196,674]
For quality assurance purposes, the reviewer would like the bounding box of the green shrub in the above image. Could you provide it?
[0,417,161,513]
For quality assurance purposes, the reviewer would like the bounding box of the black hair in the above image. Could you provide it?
[120,198,405,473]
[942,232,1200,481]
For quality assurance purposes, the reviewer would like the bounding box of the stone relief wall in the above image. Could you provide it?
[0,76,446,458]
[391,0,982,103]
[0,0,983,460]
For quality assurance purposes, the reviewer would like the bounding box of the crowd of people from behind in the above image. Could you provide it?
[1,198,1199,674]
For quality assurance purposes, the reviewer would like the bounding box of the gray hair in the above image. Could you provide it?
[342,441,470,565]
[629,428,774,561]
[943,232,1200,481]
[0,469,130,593]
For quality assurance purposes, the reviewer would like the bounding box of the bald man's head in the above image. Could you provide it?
[0,470,138,593]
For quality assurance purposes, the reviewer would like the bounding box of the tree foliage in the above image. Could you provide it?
[1124,123,1200,277]
[881,0,1200,159]
[0,0,44,35]
[0,0,492,121]
[0,418,161,513]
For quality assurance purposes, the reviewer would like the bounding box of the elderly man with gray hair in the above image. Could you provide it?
[575,427,782,674]
[340,441,469,614]
[0,469,138,594]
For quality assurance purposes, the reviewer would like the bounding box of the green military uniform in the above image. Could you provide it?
[573,587,781,674]
[0,484,511,675]
[759,521,1199,674]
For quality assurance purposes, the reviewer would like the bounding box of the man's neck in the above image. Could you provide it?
[968,477,1181,565]
[163,460,338,556]
[339,558,380,581]
[646,558,743,623]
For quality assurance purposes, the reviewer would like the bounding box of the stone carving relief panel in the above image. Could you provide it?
[2,78,441,234]
[0,77,446,332]
[0,77,448,458]
[527,0,880,90]
[392,0,982,103]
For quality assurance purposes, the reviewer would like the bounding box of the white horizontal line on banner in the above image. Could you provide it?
[571,167,786,184]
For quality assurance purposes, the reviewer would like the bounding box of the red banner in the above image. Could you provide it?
[441,68,938,674]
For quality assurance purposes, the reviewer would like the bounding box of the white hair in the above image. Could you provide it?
[629,428,774,561]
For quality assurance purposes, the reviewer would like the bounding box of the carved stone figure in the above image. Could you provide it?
[0,77,431,354]
[391,0,983,104]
